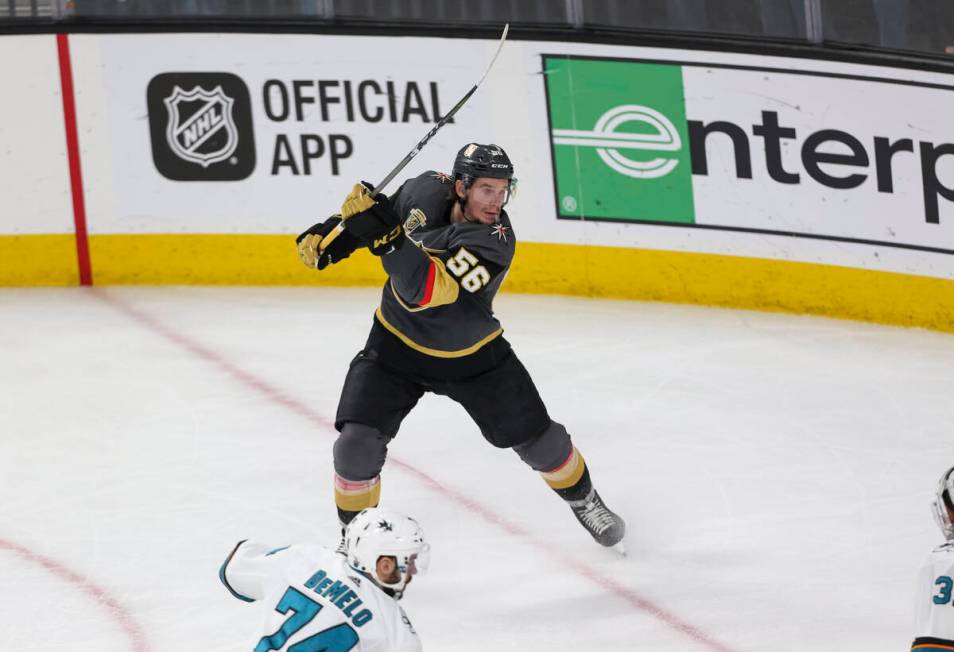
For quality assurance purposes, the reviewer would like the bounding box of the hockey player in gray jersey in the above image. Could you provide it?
[912,465,954,651]
[296,143,625,549]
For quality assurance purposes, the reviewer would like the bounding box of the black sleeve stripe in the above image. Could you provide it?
[912,636,954,651]
[218,539,255,603]
[914,637,954,645]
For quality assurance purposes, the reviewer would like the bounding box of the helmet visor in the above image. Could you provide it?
[470,178,517,207]
[407,543,431,576]
[933,496,954,540]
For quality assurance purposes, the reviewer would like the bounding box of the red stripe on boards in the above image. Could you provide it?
[56,33,93,286]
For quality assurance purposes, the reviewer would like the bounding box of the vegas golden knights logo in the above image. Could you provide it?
[403,208,428,234]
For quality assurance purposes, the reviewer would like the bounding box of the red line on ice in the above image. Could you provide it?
[97,290,737,652]
[0,538,151,651]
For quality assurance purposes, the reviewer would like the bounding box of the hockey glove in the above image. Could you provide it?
[296,215,362,270]
[339,182,402,242]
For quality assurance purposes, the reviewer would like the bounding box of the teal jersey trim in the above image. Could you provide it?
[219,539,256,603]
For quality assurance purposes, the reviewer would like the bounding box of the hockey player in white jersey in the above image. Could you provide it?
[913,465,954,651]
[220,507,429,651]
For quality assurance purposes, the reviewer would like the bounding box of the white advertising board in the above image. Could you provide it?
[0,35,73,234]
[69,33,524,236]
[55,33,954,280]
[537,48,954,279]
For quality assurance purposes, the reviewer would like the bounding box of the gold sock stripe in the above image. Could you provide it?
[541,448,586,490]
[334,475,381,512]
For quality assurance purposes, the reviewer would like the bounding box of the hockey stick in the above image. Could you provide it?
[317,24,509,258]
[368,22,509,195]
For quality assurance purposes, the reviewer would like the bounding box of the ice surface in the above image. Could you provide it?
[2,286,952,651]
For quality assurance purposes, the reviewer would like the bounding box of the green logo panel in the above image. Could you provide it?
[543,56,695,223]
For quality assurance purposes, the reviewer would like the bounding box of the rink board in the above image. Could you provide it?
[79,233,954,333]
[2,31,954,331]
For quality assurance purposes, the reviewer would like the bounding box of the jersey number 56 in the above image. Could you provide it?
[446,247,491,293]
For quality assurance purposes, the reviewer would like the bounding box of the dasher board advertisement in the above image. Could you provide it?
[72,33,512,235]
[0,35,72,234]
[543,54,954,258]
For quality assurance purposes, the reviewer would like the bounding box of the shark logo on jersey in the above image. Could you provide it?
[489,223,509,242]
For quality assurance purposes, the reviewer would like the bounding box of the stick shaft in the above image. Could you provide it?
[371,85,477,194]
[316,24,509,263]
[370,23,509,195]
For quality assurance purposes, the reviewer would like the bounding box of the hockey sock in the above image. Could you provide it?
[540,447,593,502]
[334,473,381,525]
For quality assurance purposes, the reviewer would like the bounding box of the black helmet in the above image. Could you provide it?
[452,143,514,184]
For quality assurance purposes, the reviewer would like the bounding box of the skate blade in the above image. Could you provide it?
[610,540,627,557]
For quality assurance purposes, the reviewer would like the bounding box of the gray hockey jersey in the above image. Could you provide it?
[365,170,515,378]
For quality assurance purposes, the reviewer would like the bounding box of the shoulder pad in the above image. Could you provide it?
[402,170,454,196]
[450,222,514,261]
[395,171,455,232]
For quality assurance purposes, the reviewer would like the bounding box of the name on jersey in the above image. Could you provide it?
[303,568,374,627]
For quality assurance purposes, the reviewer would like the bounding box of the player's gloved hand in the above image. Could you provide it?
[339,182,402,241]
[340,181,377,219]
[295,215,362,270]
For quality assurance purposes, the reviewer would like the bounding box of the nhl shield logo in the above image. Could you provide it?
[147,72,255,181]
[163,85,239,167]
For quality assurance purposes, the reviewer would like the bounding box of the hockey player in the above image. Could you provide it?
[296,143,625,549]
[219,507,428,651]
[913,465,954,651]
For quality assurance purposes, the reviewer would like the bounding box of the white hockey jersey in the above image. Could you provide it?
[220,540,422,652]
[913,540,954,651]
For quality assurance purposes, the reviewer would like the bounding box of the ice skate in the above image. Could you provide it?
[568,488,626,548]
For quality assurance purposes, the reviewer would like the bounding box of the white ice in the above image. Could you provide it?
[2,286,952,651]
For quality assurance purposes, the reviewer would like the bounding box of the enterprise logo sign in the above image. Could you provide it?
[544,55,954,228]
[552,104,682,180]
